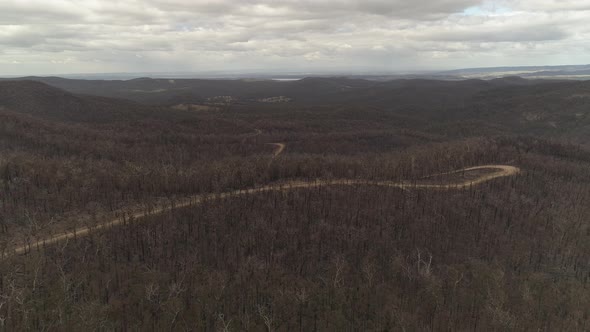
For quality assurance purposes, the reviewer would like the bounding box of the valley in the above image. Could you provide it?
[0,77,588,330]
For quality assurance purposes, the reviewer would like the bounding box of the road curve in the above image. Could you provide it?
[6,165,519,258]
[266,143,286,157]
[240,128,262,144]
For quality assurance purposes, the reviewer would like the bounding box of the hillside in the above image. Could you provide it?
[0,77,589,330]
[0,76,525,105]
[0,80,164,123]
[439,64,590,79]
[4,77,590,143]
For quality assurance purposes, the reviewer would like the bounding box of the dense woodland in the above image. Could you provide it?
[0,78,589,330]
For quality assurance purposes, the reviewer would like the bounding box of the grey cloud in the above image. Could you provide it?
[0,0,588,75]
[503,0,590,12]
[285,0,481,18]
[139,0,485,21]
[0,1,82,24]
[418,24,568,42]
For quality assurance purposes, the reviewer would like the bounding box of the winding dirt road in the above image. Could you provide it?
[5,136,518,258]
[240,128,262,144]
[267,143,286,157]
[8,164,519,257]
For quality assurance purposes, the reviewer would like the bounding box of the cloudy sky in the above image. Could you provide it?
[0,0,588,75]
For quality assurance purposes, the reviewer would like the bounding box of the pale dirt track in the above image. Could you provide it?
[240,128,262,144]
[266,142,286,158]
[7,164,519,257]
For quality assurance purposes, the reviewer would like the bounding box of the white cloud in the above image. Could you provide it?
[0,0,588,75]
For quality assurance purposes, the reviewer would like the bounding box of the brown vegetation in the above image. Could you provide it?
[0,79,589,330]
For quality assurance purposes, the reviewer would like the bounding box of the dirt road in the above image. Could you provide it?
[266,142,286,157]
[240,128,262,143]
[5,150,519,257]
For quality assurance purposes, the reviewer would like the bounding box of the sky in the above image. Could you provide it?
[0,0,589,75]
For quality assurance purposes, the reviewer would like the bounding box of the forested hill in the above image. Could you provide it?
[0,75,590,330]
[3,77,589,143]
[0,80,164,123]
[0,75,566,106]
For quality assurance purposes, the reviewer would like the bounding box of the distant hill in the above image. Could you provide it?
[0,80,165,122]
[3,77,590,142]
[439,64,590,80]
[0,75,562,107]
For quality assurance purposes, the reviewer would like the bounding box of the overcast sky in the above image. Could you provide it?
[0,0,589,75]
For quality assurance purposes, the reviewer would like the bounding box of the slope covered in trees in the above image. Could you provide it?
[0,80,166,123]
[7,76,590,143]
[0,78,589,330]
